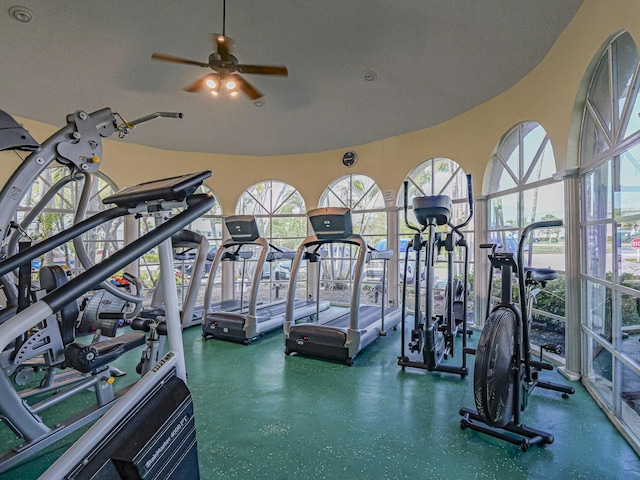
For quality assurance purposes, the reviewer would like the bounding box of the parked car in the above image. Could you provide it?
[31,249,76,272]
[176,245,218,276]
[365,239,415,284]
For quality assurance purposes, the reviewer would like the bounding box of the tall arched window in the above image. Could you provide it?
[319,174,386,305]
[579,31,640,449]
[400,158,473,317]
[236,180,307,304]
[486,122,565,352]
[16,166,120,275]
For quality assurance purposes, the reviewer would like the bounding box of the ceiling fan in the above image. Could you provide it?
[151,0,288,100]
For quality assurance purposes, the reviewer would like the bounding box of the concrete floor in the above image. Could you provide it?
[1,322,639,479]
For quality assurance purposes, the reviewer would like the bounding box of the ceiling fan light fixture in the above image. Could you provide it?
[206,78,217,89]
[225,79,237,90]
[229,91,239,97]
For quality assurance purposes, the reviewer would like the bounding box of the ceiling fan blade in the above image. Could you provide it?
[183,74,214,93]
[233,75,263,100]
[211,33,234,61]
[237,64,288,76]
[152,53,209,68]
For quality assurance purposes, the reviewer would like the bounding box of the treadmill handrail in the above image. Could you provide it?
[284,233,367,333]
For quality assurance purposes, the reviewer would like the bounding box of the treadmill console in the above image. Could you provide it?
[103,171,212,208]
[308,207,353,240]
[225,215,261,242]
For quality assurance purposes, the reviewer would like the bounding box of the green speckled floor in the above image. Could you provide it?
[2,323,639,480]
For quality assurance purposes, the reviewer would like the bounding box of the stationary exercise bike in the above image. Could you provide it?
[397,176,473,377]
[459,220,575,451]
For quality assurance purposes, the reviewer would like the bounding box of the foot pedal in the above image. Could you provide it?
[541,343,562,355]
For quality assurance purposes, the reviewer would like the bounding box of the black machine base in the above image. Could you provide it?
[459,407,554,452]
[285,338,352,365]
[397,356,468,377]
[67,375,199,479]
[202,321,248,344]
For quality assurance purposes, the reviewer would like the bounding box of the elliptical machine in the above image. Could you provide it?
[459,220,575,451]
[398,175,473,377]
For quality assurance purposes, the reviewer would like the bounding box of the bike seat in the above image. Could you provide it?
[524,266,557,283]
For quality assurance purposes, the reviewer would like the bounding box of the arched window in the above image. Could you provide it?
[236,180,307,304]
[486,122,565,351]
[579,31,640,447]
[319,174,386,305]
[16,166,120,275]
[401,158,473,317]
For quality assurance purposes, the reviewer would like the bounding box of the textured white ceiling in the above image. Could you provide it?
[0,0,583,156]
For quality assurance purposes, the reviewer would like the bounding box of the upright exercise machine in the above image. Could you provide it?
[37,171,213,478]
[397,176,473,377]
[202,215,329,344]
[284,207,402,365]
[0,108,182,324]
[459,220,575,451]
[0,171,212,474]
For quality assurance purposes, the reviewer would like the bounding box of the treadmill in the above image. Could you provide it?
[202,215,329,344]
[140,229,211,329]
[283,207,402,365]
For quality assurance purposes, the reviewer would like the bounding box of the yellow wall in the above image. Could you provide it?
[3,0,640,212]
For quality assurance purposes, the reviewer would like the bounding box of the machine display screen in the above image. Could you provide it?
[103,171,211,207]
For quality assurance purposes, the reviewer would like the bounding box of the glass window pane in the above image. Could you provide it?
[487,229,518,254]
[488,193,518,229]
[321,175,387,305]
[490,156,518,191]
[522,124,546,176]
[617,145,640,218]
[614,32,639,125]
[620,361,640,432]
[408,161,434,196]
[623,86,640,139]
[589,337,613,410]
[525,141,556,184]
[618,220,640,291]
[498,128,520,180]
[450,201,472,230]
[590,49,613,135]
[433,158,462,198]
[621,292,640,331]
[584,281,613,342]
[236,180,307,304]
[530,230,565,272]
[583,224,612,280]
[530,313,566,358]
[582,161,612,222]
[581,111,610,166]
[523,182,564,225]
[237,191,269,216]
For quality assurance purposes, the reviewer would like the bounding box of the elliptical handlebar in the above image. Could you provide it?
[403,180,422,233]
[453,174,474,231]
